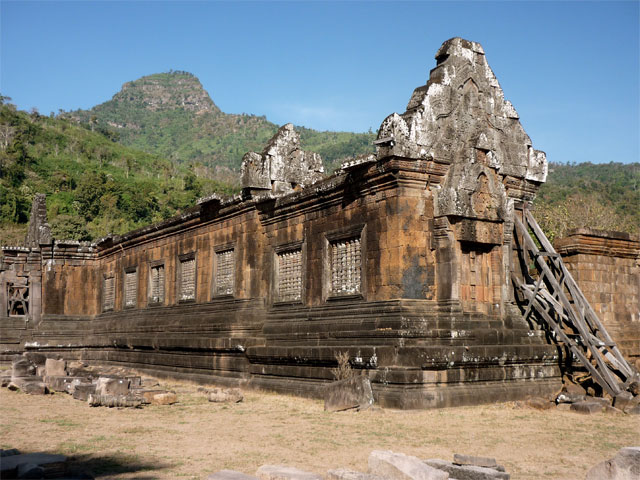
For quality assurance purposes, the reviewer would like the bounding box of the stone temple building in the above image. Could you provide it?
[1,38,638,408]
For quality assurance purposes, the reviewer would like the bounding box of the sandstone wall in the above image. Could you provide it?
[555,228,640,366]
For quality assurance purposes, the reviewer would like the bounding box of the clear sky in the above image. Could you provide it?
[1,0,639,164]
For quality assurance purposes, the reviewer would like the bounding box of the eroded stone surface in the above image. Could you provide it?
[375,37,546,183]
[326,468,386,480]
[585,446,640,480]
[208,470,259,480]
[256,465,323,480]
[368,450,449,480]
[324,376,374,412]
[207,388,243,403]
[426,459,509,480]
[241,123,324,196]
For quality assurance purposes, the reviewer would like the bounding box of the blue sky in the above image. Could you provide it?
[1,0,639,164]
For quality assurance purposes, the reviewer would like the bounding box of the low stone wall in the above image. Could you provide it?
[555,228,640,367]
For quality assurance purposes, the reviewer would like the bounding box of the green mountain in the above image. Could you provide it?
[64,71,376,174]
[0,98,235,245]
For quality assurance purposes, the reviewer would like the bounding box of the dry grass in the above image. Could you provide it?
[1,381,638,480]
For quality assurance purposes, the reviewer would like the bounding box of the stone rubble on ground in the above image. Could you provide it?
[256,465,324,480]
[585,446,640,480]
[207,387,244,403]
[0,352,190,409]
[368,450,449,480]
[324,376,374,412]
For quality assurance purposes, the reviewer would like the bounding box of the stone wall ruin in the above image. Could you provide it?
[2,38,637,408]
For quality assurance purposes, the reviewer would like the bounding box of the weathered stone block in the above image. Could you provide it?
[95,377,130,396]
[208,388,243,403]
[88,394,142,408]
[426,459,509,480]
[452,454,499,470]
[570,401,603,414]
[44,358,66,377]
[72,383,96,401]
[208,470,259,480]
[368,451,448,480]
[585,446,640,480]
[613,392,634,410]
[555,393,587,404]
[525,398,553,410]
[12,358,35,377]
[256,465,323,480]
[324,376,374,412]
[326,468,386,480]
[151,392,177,405]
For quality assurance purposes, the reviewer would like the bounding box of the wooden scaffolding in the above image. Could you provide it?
[512,209,638,397]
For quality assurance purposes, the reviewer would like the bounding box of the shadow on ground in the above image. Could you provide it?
[67,452,169,478]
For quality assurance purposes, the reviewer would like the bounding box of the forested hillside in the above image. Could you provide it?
[533,162,639,241]
[64,72,375,174]
[0,98,235,245]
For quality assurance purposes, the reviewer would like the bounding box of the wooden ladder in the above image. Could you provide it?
[512,209,638,397]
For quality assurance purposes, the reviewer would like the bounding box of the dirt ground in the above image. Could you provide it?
[1,378,638,480]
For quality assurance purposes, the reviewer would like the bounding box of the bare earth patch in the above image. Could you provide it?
[1,379,637,479]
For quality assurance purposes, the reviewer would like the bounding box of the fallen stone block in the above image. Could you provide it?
[207,470,260,480]
[525,398,553,410]
[24,352,47,367]
[95,377,130,396]
[0,452,67,479]
[555,393,586,404]
[135,389,168,404]
[602,405,624,415]
[66,361,92,377]
[561,381,587,395]
[1,373,11,387]
[625,405,640,415]
[585,446,640,480]
[8,378,48,395]
[22,381,48,395]
[368,450,448,480]
[12,357,35,377]
[613,392,634,411]
[44,358,66,377]
[570,401,603,414]
[452,454,500,470]
[256,465,323,480]
[208,388,243,403]
[589,396,612,407]
[628,381,640,396]
[127,376,142,387]
[426,459,509,480]
[73,383,96,402]
[324,376,374,412]
[151,392,178,405]
[46,376,85,393]
[88,394,142,408]
[326,468,386,480]
[555,403,571,412]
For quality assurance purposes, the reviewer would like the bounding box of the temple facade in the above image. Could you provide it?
[2,38,637,408]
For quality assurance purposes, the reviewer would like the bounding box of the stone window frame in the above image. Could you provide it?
[147,260,165,307]
[323,224,366,302]
[102,272,115,312]
[122,266,138,309]
[212,243,235,299]
[7,281,29,317]
[177,252,197,303]
[272,239,306,306]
